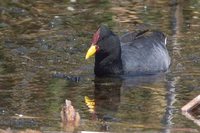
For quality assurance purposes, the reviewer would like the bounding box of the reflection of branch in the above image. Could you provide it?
[162,76,179,133]
[172,0,183,36]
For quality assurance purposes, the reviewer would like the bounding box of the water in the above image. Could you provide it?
[0,0,200,132]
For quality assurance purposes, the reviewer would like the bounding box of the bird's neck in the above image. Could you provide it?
[94,50,123,76]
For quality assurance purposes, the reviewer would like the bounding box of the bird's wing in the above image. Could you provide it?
[120,29,149,45]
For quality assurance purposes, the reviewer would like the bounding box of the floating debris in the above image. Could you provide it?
[182,95,200,126]
[49,16,63,28]
[52,72,81,82]
[70,0,76,3]
[182,95,200,112]
[67,6,75,11]
[61,99,80,132]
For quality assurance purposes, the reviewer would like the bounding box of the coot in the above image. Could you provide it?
[85,25,170,76]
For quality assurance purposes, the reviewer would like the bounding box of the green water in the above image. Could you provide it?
[0,0,200,132]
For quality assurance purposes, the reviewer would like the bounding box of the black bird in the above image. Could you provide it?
[85,25,170,77]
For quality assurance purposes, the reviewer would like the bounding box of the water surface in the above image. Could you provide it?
[0,0,200,132]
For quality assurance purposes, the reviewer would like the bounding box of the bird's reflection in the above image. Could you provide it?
[92,76,122,131]
[93,74,167,118]
[86,73,174,131]
[94,77,122,120]
[94,75,165,108]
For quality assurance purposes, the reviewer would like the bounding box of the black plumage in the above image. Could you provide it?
[86,25,170,76]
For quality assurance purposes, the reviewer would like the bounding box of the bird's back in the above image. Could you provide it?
[120,31,170,75]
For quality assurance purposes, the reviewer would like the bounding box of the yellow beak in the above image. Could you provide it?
[85,45,96,59]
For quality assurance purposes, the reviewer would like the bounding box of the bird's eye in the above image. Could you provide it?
[95,45,100,52]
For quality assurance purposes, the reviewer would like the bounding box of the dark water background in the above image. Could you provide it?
[0,0,200,132]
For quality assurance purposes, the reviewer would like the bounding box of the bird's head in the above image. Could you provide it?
[85,25,119,59]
